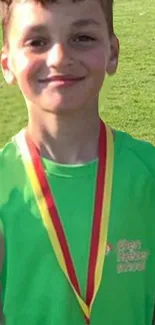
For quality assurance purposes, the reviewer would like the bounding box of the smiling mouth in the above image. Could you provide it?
[38,75,85,87]
[39,75,85,82]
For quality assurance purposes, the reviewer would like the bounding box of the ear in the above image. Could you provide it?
[0,48,17,85]
[106,35,119,76]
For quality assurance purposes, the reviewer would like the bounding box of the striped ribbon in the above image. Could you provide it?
[15,121,114,323]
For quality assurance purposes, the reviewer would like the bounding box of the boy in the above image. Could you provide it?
[0,0,155,324]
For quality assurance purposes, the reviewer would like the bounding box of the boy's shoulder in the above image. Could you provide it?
[115,129,155,180]
[0,139,20,169]
[0,138,24,207]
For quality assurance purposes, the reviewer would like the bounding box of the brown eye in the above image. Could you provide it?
[70,34,97,49]
[73,34,96,43]
[26,38,49,48]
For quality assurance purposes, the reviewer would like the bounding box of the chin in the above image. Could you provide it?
[38,95,85,115]
[38,102,76,115]
[42,104,81,115]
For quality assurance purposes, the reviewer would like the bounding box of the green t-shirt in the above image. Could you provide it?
[0,129,155,325]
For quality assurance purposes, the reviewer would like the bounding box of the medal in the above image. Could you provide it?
[15,121,114,323]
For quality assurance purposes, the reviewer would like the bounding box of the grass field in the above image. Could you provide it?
[0,0,155,147]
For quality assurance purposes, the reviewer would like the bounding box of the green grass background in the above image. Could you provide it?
[0,0,155,147]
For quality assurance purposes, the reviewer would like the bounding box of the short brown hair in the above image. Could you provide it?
[0,0,114,45]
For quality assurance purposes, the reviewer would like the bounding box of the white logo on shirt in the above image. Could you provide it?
[117,240,149,273]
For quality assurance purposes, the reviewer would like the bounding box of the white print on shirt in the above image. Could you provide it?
[117,240,149,274]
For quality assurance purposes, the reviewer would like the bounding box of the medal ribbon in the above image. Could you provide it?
[15,121,114,323]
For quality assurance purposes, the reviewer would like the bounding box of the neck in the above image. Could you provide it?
[27,106,101,164]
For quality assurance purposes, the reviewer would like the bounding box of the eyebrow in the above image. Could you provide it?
[72,19,101,28]
[24,19,100,35]
[24,24,48,34]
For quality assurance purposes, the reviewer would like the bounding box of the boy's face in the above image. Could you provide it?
[1,0,119,115]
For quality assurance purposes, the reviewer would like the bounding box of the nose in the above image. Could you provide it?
[46,42,74,68]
